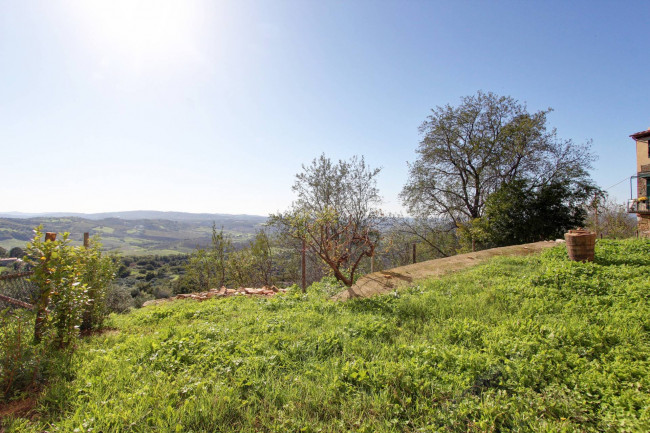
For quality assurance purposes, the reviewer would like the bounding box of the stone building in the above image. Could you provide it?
[630,128,650,235]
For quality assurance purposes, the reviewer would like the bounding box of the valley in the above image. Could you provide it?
[0,212,267,255]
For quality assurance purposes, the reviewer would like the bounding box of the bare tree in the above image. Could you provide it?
[586,195,637,239]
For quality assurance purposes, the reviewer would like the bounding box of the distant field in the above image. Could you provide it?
[0,214,267,256]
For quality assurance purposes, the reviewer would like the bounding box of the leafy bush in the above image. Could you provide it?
[26,227,117,344]
[0,309,42,400]
[1,228,117,401]
[26,230,88,348]
[105,285,133,314]
[78,238,118,332]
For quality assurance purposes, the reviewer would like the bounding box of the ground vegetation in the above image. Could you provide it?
[3,239,649,432]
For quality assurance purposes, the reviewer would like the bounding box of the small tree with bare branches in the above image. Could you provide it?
[270,154,382,287]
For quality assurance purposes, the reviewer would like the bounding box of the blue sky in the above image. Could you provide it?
[1,0,648,215]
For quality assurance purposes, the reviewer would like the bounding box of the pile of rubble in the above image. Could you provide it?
[142,285,287,307]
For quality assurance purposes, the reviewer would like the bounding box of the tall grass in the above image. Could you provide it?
[3,239,650,432]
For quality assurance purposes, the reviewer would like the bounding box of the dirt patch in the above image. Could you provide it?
[0,396,37,421]
[334,241,561,300]
[80,327,119,338]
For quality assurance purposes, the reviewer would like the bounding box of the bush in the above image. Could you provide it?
[78,240,118,332]
[0,309,42,401]
[105,285,133,314]
[25,227,117,345]
[132,292,154,308]
[8,247,24,258]
[153,286,171,299]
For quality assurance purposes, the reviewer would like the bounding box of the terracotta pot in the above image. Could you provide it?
[564,229,596,262]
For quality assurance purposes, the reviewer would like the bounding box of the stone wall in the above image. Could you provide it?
[638,215,650,237]
[639,178,646,197]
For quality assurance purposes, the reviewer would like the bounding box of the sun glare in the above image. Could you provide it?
[68,0,202,73]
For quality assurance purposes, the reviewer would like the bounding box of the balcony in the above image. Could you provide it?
[628,199,650,213]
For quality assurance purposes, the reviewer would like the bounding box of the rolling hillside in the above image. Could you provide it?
[0,212,267,255]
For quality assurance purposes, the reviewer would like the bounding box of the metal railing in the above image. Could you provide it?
[627,199,650,213]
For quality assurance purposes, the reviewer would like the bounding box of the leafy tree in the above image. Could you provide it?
[117,264,131,278]
[209,224,232,287]
[0,246,6,258]
[249,229,274,286]
[9,246,24,258]
[401,91,595,229]
[271,154,382,287]
[184,249,212,292]
[184,224,233,291]
[227,248,254,287]
[475,179,598,247]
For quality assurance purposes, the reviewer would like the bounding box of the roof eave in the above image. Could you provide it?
[631,130,650,141]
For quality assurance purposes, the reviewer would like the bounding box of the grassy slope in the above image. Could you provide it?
[5,240,650,432]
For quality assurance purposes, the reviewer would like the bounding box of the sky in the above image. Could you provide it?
[1,0,648,216]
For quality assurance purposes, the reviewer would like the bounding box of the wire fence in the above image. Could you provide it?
[0,270,36,310]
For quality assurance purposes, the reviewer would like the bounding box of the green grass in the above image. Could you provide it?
[0,239,30,251]
[92,226,115,234]
[4,240,650,432]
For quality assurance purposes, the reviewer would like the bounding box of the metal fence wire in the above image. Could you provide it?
[0,271,37,310]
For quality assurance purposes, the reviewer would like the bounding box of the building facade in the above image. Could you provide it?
[630,129,650,235]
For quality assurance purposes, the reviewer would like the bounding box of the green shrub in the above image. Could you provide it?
[0,309,42,401]
[26,230,87,348]
[78,238,118,332]
[105,285,133,314]
[0,228,117,401]
[26,227,117,344]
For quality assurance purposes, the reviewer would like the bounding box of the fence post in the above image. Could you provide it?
[301,239,306,293]
[34,232,56,343]
[83,232,89,248]
[412,243,417,264]
[370,253,375,273]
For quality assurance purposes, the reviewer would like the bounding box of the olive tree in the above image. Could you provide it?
[270,154,382,287]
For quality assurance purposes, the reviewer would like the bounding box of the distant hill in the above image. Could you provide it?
[0,210,266,222]
[0,212,268,255]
